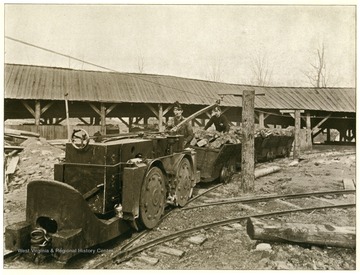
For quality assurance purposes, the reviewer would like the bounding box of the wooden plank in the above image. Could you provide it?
[156,246,185,257]
[343,178,355,190]
[5,156,19,175]
[5,128,40,137]
[4,146,24,152]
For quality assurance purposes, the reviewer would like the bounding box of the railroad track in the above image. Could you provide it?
[87,188,355,269]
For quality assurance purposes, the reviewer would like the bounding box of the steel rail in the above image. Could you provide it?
[92,202,355,269]
[181,189,356,210]
[115,183,223,252]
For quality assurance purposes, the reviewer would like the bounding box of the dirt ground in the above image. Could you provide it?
[2,137,357,270]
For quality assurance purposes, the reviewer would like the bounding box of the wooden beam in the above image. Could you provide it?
[78,117,90,125]
[21,100,36,117]
[312,128,324,138]
[55,117,66,125]
[241,90,255,193]
[40,102,54,115]
[312,113,332,133]
[119,117,130,128]
[89,103,101,116]
[163,105,172,116]
[280,109,305,114]
[146,103,159,118]
[193,119,203,127]
[106,104,117,115]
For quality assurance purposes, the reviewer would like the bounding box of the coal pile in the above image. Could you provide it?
[190,127,294,149]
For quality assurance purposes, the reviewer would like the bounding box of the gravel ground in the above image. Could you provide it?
[3,138,357,270]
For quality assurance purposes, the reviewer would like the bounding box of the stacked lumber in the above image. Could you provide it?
[190,127,294,149]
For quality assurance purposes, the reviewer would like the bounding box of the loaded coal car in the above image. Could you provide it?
[5,129,199,261]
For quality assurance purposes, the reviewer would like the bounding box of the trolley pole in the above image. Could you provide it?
[241,90,255,193]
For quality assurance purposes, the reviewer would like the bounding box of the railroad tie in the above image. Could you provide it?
[156,246,185,257]
[311,196,336,206]
[274,199,301,209]
[135,255,159,266]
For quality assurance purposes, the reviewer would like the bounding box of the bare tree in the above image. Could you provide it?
[206,57,223,82]
[250,49,273,86]
[137,50,145,73]
[303,43,329,87]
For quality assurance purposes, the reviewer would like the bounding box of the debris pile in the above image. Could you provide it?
[4,137,65,193]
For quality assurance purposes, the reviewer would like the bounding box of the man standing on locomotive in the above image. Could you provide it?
[168,101,194,147]
[204,106,230,133]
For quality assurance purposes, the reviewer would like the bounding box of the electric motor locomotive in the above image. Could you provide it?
[5,130,200,261]
[5,127,293,262]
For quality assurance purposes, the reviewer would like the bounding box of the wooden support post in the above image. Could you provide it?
[35,100,41,126]
[241,90,255,193]
[306,112,311,129]
[158,104,164,132]
[64,94,71,141]
[293,110,301,159]
[100,103,106,135]
[258,111,264,128]
[129,117,133,131]
[327,128,331,142]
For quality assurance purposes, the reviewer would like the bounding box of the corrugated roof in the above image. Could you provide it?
[4,63,356,113]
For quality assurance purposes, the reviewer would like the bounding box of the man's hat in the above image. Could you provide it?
[173,101,182,110]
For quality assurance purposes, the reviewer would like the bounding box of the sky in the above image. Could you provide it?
[3,2,356,87]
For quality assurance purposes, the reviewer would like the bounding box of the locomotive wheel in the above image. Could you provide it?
[139,167,166,229]
[175,158,193,207]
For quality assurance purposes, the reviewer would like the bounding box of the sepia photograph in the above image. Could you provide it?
[2,1,356,272]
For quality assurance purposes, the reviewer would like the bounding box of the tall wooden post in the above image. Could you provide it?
[158,104,164,132]
[327,128,331,142]
[306,112,311,129]
[258,111,264,128]
[100,103,106,135]
[293,110,301,159]
[64,94,71,141]
[35,100,41,126]
[241,90,255,193]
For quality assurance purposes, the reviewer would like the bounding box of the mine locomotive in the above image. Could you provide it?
[5,125,294,262]
[5,130,200,261]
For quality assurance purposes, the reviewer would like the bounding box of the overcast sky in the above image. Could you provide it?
[4,3,356,87]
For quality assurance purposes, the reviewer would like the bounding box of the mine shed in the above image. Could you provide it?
[4,63,356,148]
